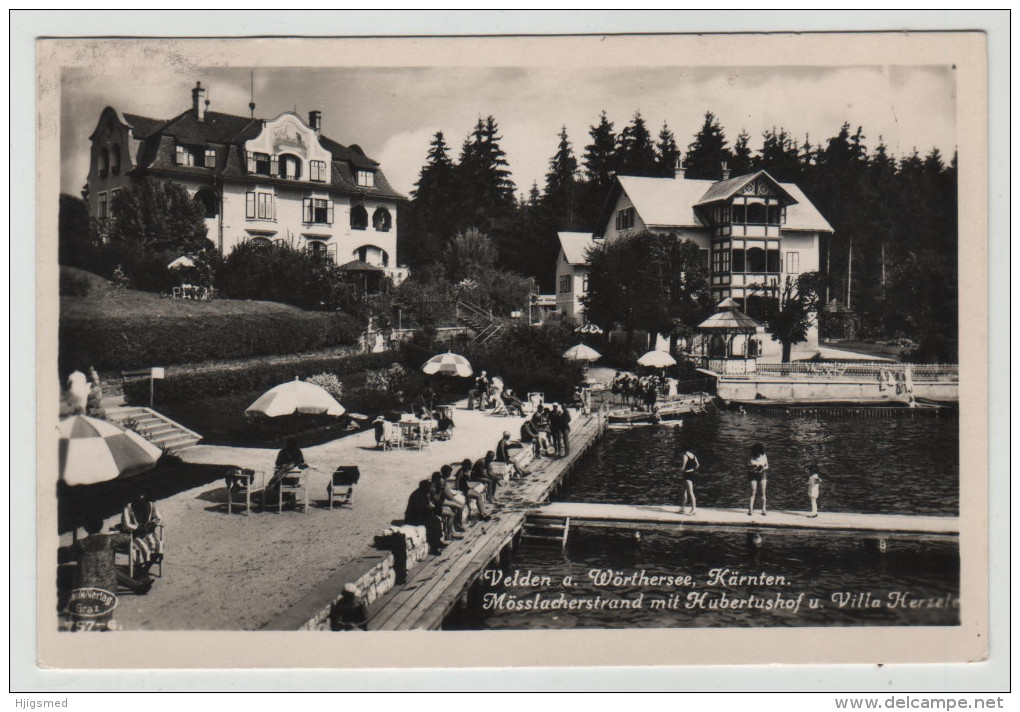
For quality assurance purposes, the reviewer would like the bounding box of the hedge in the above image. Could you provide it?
[60,309,363,373]
[123,351,400,405]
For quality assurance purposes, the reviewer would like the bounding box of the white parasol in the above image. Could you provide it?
[637,350,677,368]
[421,352,473,378]
[562,343,602,363]
[245,378,346,417]
[59,414,164,486]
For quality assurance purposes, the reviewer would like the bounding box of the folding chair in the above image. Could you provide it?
[271,467,309,513]
[328,466,361,509]
[381,421,404,450]
[528,392,545,413]
[226,467,265,516]
[417,420,435,451]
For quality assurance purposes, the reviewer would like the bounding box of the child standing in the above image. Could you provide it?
[807,471,823,517]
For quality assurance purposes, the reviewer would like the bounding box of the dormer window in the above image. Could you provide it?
[356,170,375,188]
[310,160,327,183]
[246,151,273,176]
[175,145,194,166]
[280,154,302,180]
[204,148,216,169]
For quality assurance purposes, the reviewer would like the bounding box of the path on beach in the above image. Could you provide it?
[109,404,526,630]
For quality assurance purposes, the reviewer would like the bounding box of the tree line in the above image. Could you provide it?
[401,110,958,361]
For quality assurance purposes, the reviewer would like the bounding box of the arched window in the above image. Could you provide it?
[372,207,392,232]
[350,205,368,230]
[308,240,335,262]
[746,202,766,224]
[110,144,121,176]
[746,247,766,273]
[249,236,272,248]
[708,335,727,358]
[354,245,389,267]
[279,153,302,180]
[194,188,219,219]
[98,148,109,178]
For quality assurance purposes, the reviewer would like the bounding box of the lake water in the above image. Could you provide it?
[445,411,960,629]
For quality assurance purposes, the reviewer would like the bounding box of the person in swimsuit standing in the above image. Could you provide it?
[747,443,768,516]
[678,446,700,515]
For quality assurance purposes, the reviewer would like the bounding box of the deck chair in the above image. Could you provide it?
[115,524,165,579]
[226,468,265,516]
[490,394,509,417]
[328,466,361,509]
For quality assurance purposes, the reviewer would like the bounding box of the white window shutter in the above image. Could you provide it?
[246,192,255,219]
[270,155,279,176]
[326,200,334,225]
[303,198,311,223]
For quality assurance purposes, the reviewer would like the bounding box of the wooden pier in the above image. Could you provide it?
[528,502,959,539]
[366,409,609,630]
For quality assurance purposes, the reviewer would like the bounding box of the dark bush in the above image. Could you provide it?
[60,309,364,373]
[122,351,397,405]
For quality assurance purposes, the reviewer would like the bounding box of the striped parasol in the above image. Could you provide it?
[421,352,473,378]
[637,350,677,368]
[245,378,346,418]
[59,415,164,486]
[562,343,602,363]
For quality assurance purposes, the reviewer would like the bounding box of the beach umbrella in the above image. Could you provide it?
[562,343,602,363]
[167,255,196,270]
[574,323,604,335]
[421,352,473,378]
[637,350,677,368]
[245,377,346,417]
[58,415,163,487]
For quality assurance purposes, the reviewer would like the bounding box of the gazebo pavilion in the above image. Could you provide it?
[696,298,764,375]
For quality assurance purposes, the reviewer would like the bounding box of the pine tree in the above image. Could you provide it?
[655,122,681,177]
[684,111,732,180]
[730,129,753,176]
[456,116,516,229]
[756,126,801,182]
[583,111,618,193]
[544,126,579,229]
[411,130,455,236]
[618,111,657,176]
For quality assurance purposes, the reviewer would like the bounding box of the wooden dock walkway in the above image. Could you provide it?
[528,502,959,538]
[366,410,609,630]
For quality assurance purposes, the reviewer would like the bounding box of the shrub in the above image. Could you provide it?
[122,351,397,405]
[59,270,93,297]
[60,309,363,373]
[305,372,344,400]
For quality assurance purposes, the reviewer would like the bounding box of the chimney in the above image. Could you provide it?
[720,161,730,181]
[192,81,207,121]
[674,159,686,180]
[309,110,322,132]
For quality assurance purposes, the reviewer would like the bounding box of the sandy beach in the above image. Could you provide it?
[100,403,527,630]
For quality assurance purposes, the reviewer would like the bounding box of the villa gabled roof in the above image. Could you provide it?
[557,231,598,266]
[596,171,833,236]
[694,169,796,206]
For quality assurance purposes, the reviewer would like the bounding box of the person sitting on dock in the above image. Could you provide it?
[678,446,700,515]
[807,470,823,517]
[451,461,491,520]
[520,417,541,459]
[435,470,468,533]
[472,453,500,501]
[503,389,526,417]
[747,443,769,517]
[495,431,525,479]
[429,472,460,538]
[405,479,447,555]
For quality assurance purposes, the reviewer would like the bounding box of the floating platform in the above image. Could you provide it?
[529,502,958,539]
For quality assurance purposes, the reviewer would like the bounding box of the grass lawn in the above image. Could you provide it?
[61,285,314,321]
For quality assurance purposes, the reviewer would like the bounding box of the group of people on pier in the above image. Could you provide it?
[675,439,823,517]
[611,372,670,412]
[518,402,572,458]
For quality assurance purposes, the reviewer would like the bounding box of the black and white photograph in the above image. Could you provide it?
[25,25,995,679]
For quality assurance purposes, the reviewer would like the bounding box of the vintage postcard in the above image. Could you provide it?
[34,30,988,671]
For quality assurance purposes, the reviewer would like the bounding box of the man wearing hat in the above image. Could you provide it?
[373,415,387,449]
[330,583,368,631]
